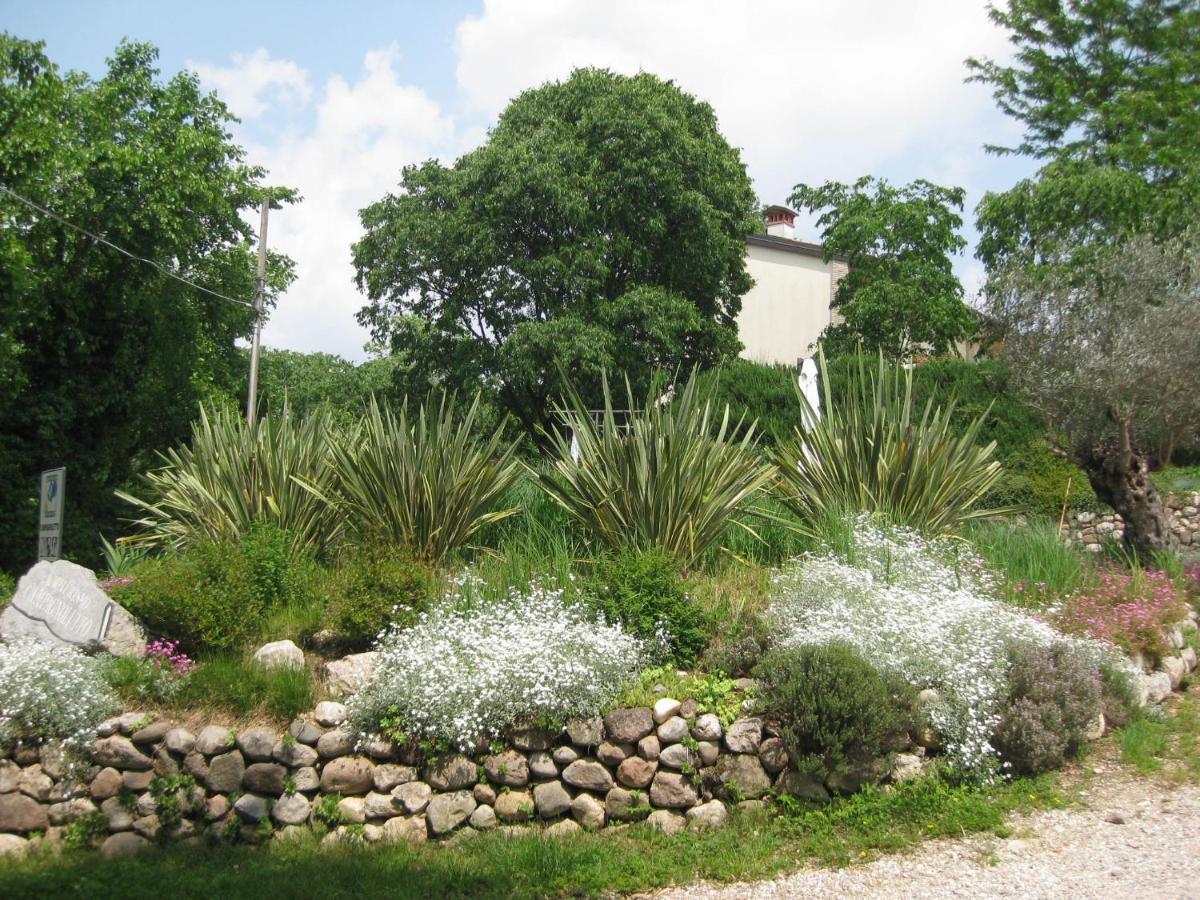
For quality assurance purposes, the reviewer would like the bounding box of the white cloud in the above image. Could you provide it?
[189,48,312,119]
[455,0,1016,218]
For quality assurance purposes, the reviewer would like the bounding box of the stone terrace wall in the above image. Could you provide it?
[0,636,1196,859]
[1062,492,1200,552]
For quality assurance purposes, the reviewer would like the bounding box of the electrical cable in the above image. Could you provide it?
[0,182,255,309]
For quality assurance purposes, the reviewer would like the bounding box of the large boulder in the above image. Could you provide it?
[425,791,476,835]
[0,560,145,656]
[323,652,377,697]
[252,640,305,671]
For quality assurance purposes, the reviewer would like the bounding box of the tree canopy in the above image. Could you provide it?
[0,35,295,572]
[353,67,759,438]
[969,0,1200,271]
[788,176,975,358]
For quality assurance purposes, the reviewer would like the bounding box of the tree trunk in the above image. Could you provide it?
[1082,444,1169,558]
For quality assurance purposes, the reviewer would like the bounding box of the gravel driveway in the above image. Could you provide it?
[648,770,1200,899]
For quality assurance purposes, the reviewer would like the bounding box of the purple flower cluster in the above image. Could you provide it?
[1052,568,1187,657]
[98,576,133,593]
[145,638,194,677]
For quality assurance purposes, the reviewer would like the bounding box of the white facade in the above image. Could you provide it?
[736,232,843,366]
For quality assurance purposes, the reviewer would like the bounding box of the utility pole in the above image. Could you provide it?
[246,197,269,424]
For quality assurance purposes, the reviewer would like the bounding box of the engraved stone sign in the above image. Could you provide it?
[0,560,145,657]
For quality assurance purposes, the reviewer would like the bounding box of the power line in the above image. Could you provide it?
[0,183,255,310]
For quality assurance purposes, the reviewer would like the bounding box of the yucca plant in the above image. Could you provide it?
[324,393,522,563]
[117,404,342,556]
[537,372,778,570]
[773,350,1007,535]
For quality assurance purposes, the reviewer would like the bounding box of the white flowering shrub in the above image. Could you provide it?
[766,518,1128,782]
[0,640,120,750]
[348,580,646,750]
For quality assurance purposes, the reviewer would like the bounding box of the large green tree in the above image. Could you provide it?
[788,177,975,358]
[353,68,759,439]
[0,36,294,572]
[969,0,1200,270]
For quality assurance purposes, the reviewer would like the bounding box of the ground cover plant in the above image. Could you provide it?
[348,579,646,750]
[1048,567,1190,659]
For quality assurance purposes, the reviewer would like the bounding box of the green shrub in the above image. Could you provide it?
[616,666,745,725]
[985,441,1095,516]
[774,350,1006,535]
[1099,659,1140,729]
[323,547,437,649]
[0,571,13,605]
[114,527,317,653]
[327,393,522,563]
[993,642,1102,776]
[117,404,343,557]
[538,371,777,569]
[753,644,913,780]
[587,549,705,665]
[694,358,804,446]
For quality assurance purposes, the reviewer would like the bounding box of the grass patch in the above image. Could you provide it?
[1119,691,1200,782]
[0,777,1064,899]
[965,518,1093,608]
[1153,465,1200,495]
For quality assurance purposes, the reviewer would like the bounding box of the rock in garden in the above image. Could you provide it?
[1141,672,1173,705]
[528,751,557,780]
[1162,656,1187,690]
[130,720,172,745]
[638,735,661,760]
[152,745,179,777]
[423,754,478,791]
[686,799,728,830]
[92,736,152,771]
[293,767,320,793]
[242,763,288,795]
[657,716,689,744]
[313,701,348,728]
[234,793,270,823]
[657,743,694,771]
[759,737,789,774]
[205,750,245,793]
[510,726,556,751]
[605,787,649,822]
[317,730,355,759]
[533,781,572,818]
[383,815,428,844]
[570,792,605,830]
[273,738,319,768]
[0,759,18,793]
[484,750,529,787]
[182,752,208,780]
[545,818,581,837]
[16,766,51,802]
[426,791,476,835]
[271,793,311,826]
[691,714,722,742]
[101,796,133,832]
[552,746,578,767]
[494,790,534,823]
[135,791,158,818]
[473,782,496,806]
[596,741,631,766]
[89,767,122,801]
[101,832,148,860]
[646,809,686,835]
[0,559,145,656]
[826,757,888,795]
[194,726,234,756]
[617,757,657,789]
[252,640,305,671]
[697,741,720,766]
[361,735,395,760]
[204,795,230,821]
[710,753,771,799]
[322,653,376,697]
[235,727,278,762]
[562,759,614,792]
[0,793,48,833]
[565,716,604,747]
[0,834,27,858]
[337,797,367,824]
[469,804,498,830]
[365,792,399,820]
[649,771,698,808]
[163,728,196,756]
[653,698,682,724]
[891,753,924,783]
[321,756,375,794]
[373,763,416,792]
[289,719,323,746]
[724,718,763,754]
[48,797,97,826]
[123,770,153,792]
[392,781,433,815]
[604,708,654,744]
[132,814,160,839]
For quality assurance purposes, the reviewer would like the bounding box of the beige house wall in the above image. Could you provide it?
[736,242,837,366]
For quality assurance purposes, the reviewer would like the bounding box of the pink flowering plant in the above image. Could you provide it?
[104,638,196,704]
[1049,568,1188,658]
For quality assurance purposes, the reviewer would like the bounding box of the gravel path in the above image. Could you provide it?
[649,770,1200,899]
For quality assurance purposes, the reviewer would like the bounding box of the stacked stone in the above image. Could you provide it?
[1063,493,1200,551]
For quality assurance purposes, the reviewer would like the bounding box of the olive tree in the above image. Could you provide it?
[990,233,1200,553]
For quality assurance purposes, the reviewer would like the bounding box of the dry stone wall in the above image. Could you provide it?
[1062,492,1200,552]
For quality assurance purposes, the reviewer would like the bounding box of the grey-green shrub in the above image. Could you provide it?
[993,642,1102,775]
[753,643,914,781]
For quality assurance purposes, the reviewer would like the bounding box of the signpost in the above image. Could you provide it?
[38,466,65,562]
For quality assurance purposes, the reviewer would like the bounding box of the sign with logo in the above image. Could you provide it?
[38,467,65,562]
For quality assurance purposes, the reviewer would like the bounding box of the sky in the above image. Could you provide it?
[5,0,1039,361]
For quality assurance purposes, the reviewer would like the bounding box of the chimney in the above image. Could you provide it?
[764,205,797,241]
